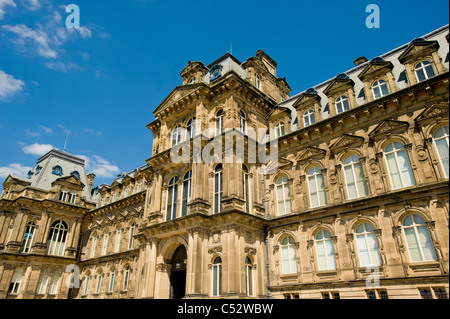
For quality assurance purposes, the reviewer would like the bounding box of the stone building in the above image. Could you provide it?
[0,25,448,300]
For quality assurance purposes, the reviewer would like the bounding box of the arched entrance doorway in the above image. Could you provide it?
[170,245,187,299]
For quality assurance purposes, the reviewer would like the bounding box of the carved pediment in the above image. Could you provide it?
[357,61,394,81]
[51,175,85,189]
[268,105,291,120]
[330,134,365,154]
[292,92,321,110]
[153,85,208,116]
[295,147,327,165]
[398,40,440,64]
[415,102,449,124]
[323,77,354,96]
[369,120,409,141]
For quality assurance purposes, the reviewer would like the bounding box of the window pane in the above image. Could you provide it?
[404,228,422,262]
[416,68,426,82]
[325,239,336,270]
[417,226,437,261]
[386,153,402,189]
[420,289,433,299]
[357,235,370,267]
[367,233,382,265]
[316,241,327,271]
[397,150,415,187]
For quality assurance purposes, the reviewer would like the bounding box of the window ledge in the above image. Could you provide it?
[408,260,441,273]
[316,270,338,279]
[280,274,298,282]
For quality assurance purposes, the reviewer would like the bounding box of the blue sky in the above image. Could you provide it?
[0,0,448,187]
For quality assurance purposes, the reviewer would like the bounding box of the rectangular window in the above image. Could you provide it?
[109,271,115,292]
[419,288,433,299]
[48,272,60,295]
[68,192,76,204]
[37,271,50,294]
[8,269,23,295]
[102,233,109,255]
[378,290,389,299]
[59,191,68,202]
[434,288,448,299]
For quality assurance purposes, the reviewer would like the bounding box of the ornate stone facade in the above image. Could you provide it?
[0,25,448,299]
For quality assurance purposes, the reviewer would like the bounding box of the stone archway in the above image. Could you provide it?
[170,245,187,299]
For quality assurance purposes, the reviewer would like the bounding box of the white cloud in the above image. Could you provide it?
[0,163,33,179]
[2,24,57,58]
[76,154,120,178]
[25,125,53,136]
[45,61,84,73]
[23,0,40,11]
[0,0,16,20]
[0,70,25,101]
[20,142,54,156]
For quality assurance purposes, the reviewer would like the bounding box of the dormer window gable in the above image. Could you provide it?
[357,57,397,102]
[323,74,356,117]
[293,88,322,127]
[398,38,445,85]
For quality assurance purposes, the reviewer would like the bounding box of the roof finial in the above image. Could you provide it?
[63,130,69,153]
[230,43,232,55]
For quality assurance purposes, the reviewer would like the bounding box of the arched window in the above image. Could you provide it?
[275,122,285,138]
[182,170,192,216]
[90,235,97,258]
[22,221,36,253]
[243,165,250,213]
[433,126,449,178]
[315,230,336,271]
[123,266,131,291]
[239,110,247,134]
[96,271,103,294]
[166,177,178,221]
[108,269,116,292]
[9,268,24,295]
[102,232,109,255]
[355,223,382,267]
[303,109,315,127]
[335,95,350,114]
[114,227,122,253]
[47,221,68,256]
[215,110,223,136]
[245,257,253,296]
[384,142,415,189]
[83,274,90,295]
[276,176,291,215]
[343,155,367,199]
[214,165,223,214]
[307,166,327,208]
[415,60,435,82]
[186,118,196,140]
[280,236,297,274]
[372,79,389,99]
[128,222,136,249]
[402,214,437,262]
[212,257,222,296]
[171,125,183,147]
[255,74,261,90]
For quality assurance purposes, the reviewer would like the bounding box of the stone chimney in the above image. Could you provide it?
[354,56,368,66]
[87,173,96,190]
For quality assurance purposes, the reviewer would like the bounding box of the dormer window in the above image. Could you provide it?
[415,60,435,82]
[255,74,261,90]
[372,79,389,99]
[335,95,350,114]
[71,171,80,180]
[210,65,222,82]
[59,190,68,202]
[189,77,196,84]
[52,166,63,176]
[303,109,315,127]
[275,122,285,138]
[68,192,76,204]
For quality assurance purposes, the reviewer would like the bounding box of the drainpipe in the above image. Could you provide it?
[261,167,272,299]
